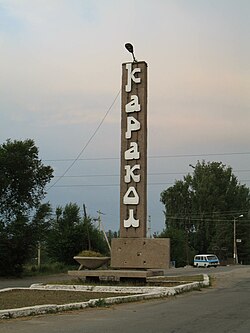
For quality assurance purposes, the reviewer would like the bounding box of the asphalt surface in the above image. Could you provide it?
[1,265,249,333]
[0,265,248,289]
[0,265,239,289]
[0,273,73,289]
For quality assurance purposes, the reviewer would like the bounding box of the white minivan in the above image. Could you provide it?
[193,254,220,268]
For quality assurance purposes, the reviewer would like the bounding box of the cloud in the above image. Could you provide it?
[0,0,250,232]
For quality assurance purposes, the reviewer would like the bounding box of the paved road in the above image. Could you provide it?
[0,273,73,289]
[1,266,250,332]
[0,265,238,289]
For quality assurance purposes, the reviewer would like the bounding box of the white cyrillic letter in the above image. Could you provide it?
[124,164,140,183]
[124,142,140,160]
[125,63,141,92]
[125,116,140,139]
[125,95,141,113]
[124,209,139,228]
[123,186,139,205]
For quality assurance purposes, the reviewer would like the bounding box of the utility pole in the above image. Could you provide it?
[147,215,151,238]
[96,210,111,253]
[37,241,41,269]
[233,214,243,264]
[96,210,103,231]
[83,204,91,250]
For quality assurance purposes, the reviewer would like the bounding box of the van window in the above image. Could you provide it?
[207,255,218,261]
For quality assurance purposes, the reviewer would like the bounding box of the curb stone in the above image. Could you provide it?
[0,274,209,319]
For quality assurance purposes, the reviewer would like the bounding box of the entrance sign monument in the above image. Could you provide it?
[120,61,147,237]
[69,45,170,280]
[111,45,170,270]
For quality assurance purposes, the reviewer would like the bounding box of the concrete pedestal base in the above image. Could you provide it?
[68,269,164,282]
[111,238,170,269]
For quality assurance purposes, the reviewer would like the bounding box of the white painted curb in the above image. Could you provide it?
[0,274,209,319]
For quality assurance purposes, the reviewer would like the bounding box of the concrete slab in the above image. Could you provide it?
[68,269,164,282]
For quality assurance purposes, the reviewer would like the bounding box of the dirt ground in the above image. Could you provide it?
[1,266,249,311]
[0,275,203,310]
[0,289,128,310]
[209,265,250,288]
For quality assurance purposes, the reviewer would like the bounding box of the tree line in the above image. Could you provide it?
[160,161,250,267]
[1,139,250,275]
[0,139,110,276]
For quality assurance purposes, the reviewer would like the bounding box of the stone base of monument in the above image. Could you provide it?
[111,238,170,269]
[68,238,170,282]
[68,268,164,282]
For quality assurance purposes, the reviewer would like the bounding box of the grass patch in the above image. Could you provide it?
[76,250,104,257]
[0,275,207,313]
[162,275,204,282]
[23,263,78,277]
[0,289,129,311]
[147,275,205,287]
[208,275,215,287]
[89,298,107,308]
[49,278,148,287]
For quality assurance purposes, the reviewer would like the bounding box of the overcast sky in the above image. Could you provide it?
[1,0,249,233]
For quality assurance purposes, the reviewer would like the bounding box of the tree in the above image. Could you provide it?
[46,203,82,265]
[46,203,108,265]
[31,203,52,242]
[0,139,53,275]
[159,227,195,267]
[160,161,250,265]
[0,139,53,220]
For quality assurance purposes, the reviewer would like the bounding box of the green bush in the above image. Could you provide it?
[76,250,104,257]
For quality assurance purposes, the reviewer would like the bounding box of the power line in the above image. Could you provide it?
[46,89,121,191]
[44,157,118,162]
[166,209,249,218]
[43,151,250,162]
[53,171,190,178]
[149,152,250,158]
[44,152,250,185]
[165,216,250,223]
[52,170,250,178]
[47,180,250,189]
[49,182,174,188]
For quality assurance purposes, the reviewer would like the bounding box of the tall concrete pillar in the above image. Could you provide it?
[120,61,147,238]
[111,59,170,270]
